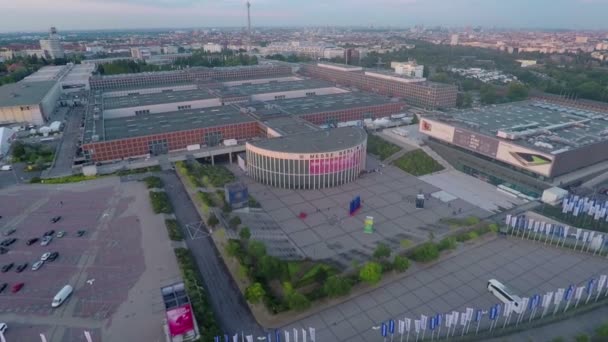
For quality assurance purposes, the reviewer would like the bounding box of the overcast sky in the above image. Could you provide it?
[1,0,608,32]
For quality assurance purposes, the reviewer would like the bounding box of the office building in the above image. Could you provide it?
[39,27,65,60]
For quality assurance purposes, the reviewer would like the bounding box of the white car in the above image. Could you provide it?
[41,252,51,261]
[0,322,6,333]
[40,236,52,246]
[32,260,44,271]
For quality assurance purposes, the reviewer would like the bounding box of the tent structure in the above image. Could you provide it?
[0,127,16,158]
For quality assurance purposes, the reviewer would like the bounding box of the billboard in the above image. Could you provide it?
[166,304,195,337]
[419,119,455,143]
[496,142,554,177]
[309,152,359,174]
[452,129,500,157]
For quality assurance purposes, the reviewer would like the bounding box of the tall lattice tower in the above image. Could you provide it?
[246,1,252,52]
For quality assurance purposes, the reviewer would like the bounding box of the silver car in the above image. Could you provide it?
[40,236,52,246]
[32,260,44,271]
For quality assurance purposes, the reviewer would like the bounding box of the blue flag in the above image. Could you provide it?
[275,329,281,342]
[214,337,220,342]
[430,317,436,331]
[389,320,395,334]
[436,313,442,326]
[565,286,574,301]
[381,322,388,337]
[490,306,497,320]
[267,333,272,342]
[475,309,482,322]
[587,278,595,294]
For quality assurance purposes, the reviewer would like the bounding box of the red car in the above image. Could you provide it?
[11,282,24,293]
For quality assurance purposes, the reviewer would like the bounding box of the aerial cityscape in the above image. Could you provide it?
[1,1,608,341]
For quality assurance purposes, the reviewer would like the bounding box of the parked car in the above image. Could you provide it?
[51,216,61,223]
[26,238,39,246]
[0,238,16,247]
[15,263,28,273]
[11,283,24,293]
[2,228,15,236]
[43,230,55,237]
[47,252,59,262]
[1,263,14,273]
[40,236,52,246]
[31,260,44,271]
[56,231,66,238]
[41,252,51,261]
[76,230,86,237]
[0,322,6,334]
[0,247,7,255]
[0,283,7,293]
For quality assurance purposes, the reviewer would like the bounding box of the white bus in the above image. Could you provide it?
[487,279,524,314]
[52,285,73,308]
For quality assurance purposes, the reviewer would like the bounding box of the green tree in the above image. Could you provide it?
[574,334,589,342]
[11,141,26,160]
[456,92,473,108]
[225,240,242,257]
[596,322,608,337]
[247,240,267,259]
[359,262,383,285]
[373,243,391,260]
[286,291,311,311]
[422,65,430,78]
[480,84,498,104]
[230,216,242,227]
[400,239,413,249]
[411,114,419,125]
[238,226,250,240]
[507,82,529,101]
[245,283,266,304]
[315,267,329,283]
[258,255,281,279]
[178,46,186,53]
[323,276,352,297]
[393,255,410,272]
[207,213,219,227]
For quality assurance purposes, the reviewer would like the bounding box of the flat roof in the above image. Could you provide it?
[263,117,320,136]
[103,88,216,109]
[266,92,396,117]
[0,81,56,107]
[429,100,608,153]
[102,106,254,141]
[220,79,333,96]
[22,65,68,82]
[249,126,367,154]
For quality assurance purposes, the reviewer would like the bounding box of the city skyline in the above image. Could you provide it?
[1,0,608,32]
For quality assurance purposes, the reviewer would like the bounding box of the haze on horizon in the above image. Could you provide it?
[1,0,608,32]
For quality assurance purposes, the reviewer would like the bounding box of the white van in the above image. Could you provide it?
[0,165,12,171]
[487,279,524,314]
[52,285,73,308]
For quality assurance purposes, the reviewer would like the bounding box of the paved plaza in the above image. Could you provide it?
[0,178,180,342]
[228,160,490,268]
[281,237,608,341]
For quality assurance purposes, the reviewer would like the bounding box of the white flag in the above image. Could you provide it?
[588,231,595,243]
[420,315,427,331]
[445,314,452,328]
[285,331,290,342]
[505,214,512,225]
[302,329,307,342]
[598,275,607,292]
[520,297,530,314]
[503,301,512,316]
[309,327,316,342]
[233,334,238,342]
[545,224,552,235]
[452,311,459,327]
[533,223,540,233]
[398,320,405,334]
[405,318,411,332]
[293,328,298,342]
[246,336,253,342]
[583,231,589,242]
[576,228,582,239]
[543,292,554,308]
[466,307,474,321]
[460,312,467,326]
[575,286,585,300]
[564,226,570,237]
[414,320,421,333]
[554,289,564,305]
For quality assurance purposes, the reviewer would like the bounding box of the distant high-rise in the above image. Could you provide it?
[40,26,65,60]
[246,1,252,52]
[450,34,459,46]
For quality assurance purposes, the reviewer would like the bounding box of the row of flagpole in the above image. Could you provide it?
[378,274,608,341]
[214,327,316,342]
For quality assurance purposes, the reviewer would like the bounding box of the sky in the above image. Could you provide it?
[1,0,608,32]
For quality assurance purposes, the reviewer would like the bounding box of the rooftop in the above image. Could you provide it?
[248,126,367,154]
[102,87,216,109]
[263,117,320,136]
[264,92,397,117]
[219,79,333,97]
[0,81,56,107]
[429,100,608,154]
[22,65,68,82]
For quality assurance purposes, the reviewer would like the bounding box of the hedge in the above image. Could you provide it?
[143,176,163,189]
[393,149,444,176]
[165,219,184,241]
[149,191,173,214]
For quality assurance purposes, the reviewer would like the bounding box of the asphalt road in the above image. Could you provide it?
[46,106,84,178]
[159,172,263,336]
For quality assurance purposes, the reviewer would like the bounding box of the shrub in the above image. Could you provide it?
[359,262,383,285]
[373,243,391,260]
[393,149,444,176]
[239,226,250,240]
[410,242,439,262]
[143,176,163,189]
[323,276,352,298]
[248,196,261,208]
[574,334,589,342]
[247,240,267,259]
[286,291,311,311]
[400,239,413,249]
[437,237,457,251]
[393,255,410,272]
[245,283,266,304]
[225,239,243,258]
[207,213,219,227]
[198,192,214,207]
[164,219,183,241]
[596,322,608,337]
[464,216,480,226]
[367,134,401,160]
[488,223,499,232]
[149,191,173,214]
[230,216,242,228]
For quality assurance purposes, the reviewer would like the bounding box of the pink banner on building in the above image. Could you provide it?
[309,152,359,174]
[166,304,195,337]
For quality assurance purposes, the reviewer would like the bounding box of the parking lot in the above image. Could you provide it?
[281,237,608,341]
[0,177,180,341]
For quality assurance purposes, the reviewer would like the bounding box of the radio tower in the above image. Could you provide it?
[246,1,252,52]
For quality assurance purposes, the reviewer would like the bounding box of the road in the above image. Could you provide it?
[45,106,84,178]
[159,172,263,336]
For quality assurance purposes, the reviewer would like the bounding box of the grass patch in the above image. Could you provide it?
[367,134,401,160]
[174,248,221,341]
[393,149,444,176]
[31,174,98,184]
[164,219,183,241]
[143,176,163,189]
[116,165,161,176]
[12,141,54,166]
[149,191,173,214]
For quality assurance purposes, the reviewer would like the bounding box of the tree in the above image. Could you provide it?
[247,240,266,259]
[596,322,608,337]
[230,216,242,228]
[507,82,529,101]
[178,46,186,53]
[373,243,391,260]
[456,92,472,108]
[286,291,311,311]
[207,213,219,227]
[422,65,430,78]
[238,226,250,240]
[411,114,419,125]
[225,240,242,258]
[480,84,498,104]
[359,262,383,285]
[393,255,410,272]
[11,141,26,160]
[245,283,265,304]
[258,255,281,280]
[323,276,352,298]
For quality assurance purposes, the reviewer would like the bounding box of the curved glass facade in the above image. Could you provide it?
[246,141,367,189]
